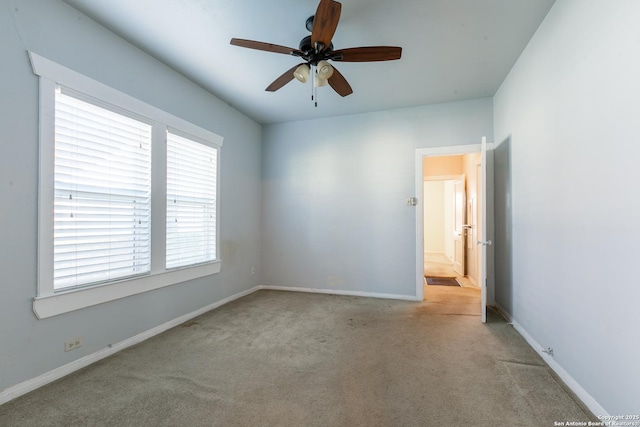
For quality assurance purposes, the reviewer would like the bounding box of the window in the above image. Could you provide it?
[54,88,152,290]
[30,52,223,319]
[166,131,218,269]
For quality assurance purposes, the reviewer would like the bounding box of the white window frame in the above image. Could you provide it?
[30,52,223,319]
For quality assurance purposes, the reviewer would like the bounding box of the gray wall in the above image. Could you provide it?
[0,0,261,392]
[493,0,640,414]
[262,99,493,297]
[493,138,512,314]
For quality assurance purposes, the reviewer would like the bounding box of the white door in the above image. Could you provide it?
[452,176,466,276]
[479,137,490,323]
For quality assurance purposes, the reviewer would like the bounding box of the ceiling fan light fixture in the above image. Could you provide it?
[293,64,310,83]
[314,76,329,87]
[317,60,334,80]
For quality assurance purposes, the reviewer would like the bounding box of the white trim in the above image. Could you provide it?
[37,77,56,298]
[259,285,420,302]
[415,152,425,301]
[492,302,513,323]
[417,143,485,157]
[480,136,487,323]
[150,123,169,274]
[511,319,609,417]
[33,262,222,319]
[29,51,225,317]
[3,286,260,405]
[28,52,223,147]
[466,275,479,288]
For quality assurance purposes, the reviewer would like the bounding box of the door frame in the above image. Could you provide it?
[452,175,467,276]
[415,143,494,309]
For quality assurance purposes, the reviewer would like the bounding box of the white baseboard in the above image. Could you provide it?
[492,302,512,323]
[0,286,261,405]
[510,319,609,418]
[259,285,420,302]
[465,276,480,289]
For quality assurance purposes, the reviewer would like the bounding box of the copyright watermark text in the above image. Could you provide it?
[553,416,640,427]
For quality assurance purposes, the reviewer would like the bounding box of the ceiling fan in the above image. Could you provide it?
[230,0,402,103]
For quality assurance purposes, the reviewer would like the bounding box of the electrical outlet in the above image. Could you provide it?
[251,267,256,275]
[64,337,82,352]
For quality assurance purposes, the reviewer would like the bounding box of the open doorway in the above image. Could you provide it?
[423,178,456,277]
[415,140,492,323]
[422,153,482,290]
[423,177,463,281]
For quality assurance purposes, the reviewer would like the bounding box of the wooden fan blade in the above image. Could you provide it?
[311,0,342,52]
[328,66,353,97]
[331,46,402,62]
[266,63,305,92]
[231,38,303,56]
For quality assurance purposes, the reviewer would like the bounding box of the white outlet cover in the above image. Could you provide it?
[64,338,82,352]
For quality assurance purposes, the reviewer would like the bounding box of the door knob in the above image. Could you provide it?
[477,240,492,246]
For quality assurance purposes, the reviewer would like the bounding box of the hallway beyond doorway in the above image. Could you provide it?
[424,252,478,291]
[424,252,457,278]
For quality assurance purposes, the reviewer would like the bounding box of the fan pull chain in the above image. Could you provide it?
[315,67,319,108]
[310,64,317,107]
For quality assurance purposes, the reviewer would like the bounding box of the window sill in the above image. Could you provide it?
[33,261,222,319]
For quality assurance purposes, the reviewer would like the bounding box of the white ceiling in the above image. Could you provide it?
[63,0,555,124]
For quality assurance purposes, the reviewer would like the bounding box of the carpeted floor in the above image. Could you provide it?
[0,288,595,426]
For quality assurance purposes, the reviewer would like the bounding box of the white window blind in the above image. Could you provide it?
[53,88,152,290]
[166,131,218,269]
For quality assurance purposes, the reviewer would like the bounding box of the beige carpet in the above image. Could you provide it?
[0,289,595,426]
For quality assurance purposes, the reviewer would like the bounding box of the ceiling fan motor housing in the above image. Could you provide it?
[298,35,334,64]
